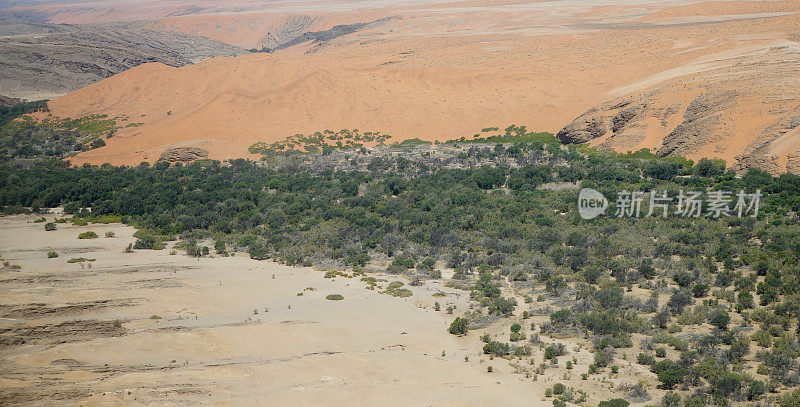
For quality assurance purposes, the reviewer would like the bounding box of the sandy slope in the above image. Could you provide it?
[556,13,800,174]
[0,214,546,406]
[0,213,685,405]
[1,212,678,406]
[13,0,800,170]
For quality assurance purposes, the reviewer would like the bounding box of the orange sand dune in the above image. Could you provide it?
[640,0,800,20]
[34,0,800,170]
[53,52,596,165]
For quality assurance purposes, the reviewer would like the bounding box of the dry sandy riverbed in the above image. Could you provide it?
[0,213,545,406]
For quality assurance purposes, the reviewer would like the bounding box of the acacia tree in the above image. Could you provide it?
[448,317,468,335]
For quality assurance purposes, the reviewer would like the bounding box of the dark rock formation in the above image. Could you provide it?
[0,20,248,99]
[656,91,736,157]
[556,113,608,144]
[263,16,397,52]
[554,41,800,174]
[158,147,209,163]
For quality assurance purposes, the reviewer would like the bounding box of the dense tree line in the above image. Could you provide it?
[2,139,800,405]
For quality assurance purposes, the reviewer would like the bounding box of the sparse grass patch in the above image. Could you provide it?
[383,281,413,297]
[67,257,95,263]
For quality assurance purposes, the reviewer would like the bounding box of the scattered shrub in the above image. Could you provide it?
[448,317,469,335]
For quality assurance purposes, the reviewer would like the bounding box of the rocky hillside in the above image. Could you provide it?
[556,38,800,174]
[0,20,248,100]
[18,0,800,174]
[266,17,397,52]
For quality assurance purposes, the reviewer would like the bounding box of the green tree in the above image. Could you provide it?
[483,341,510,356]
[639,258,656,279]
[653,360,686,389]
[660,392,681,407]
[249,241,269,260]
[708,309,730,330]
[598,399,629,407]
[448,317,469,335]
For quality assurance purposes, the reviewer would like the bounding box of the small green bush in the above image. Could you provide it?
[71,218,88,226]
[326,294,344,300]
[47,251,58,258]
[449,317,469,335]
[483,341,510,356]
[598,399,629,407]
[78,231,98,239]
[391,288,413,297]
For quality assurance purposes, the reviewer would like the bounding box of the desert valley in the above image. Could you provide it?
[1,1,800,406]
[0,0,798,171]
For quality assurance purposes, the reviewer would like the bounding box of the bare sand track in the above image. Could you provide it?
[0,214,551,406]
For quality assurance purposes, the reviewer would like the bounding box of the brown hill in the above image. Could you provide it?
[557,22,800,174]
[28,0,800,171]
[0,20,248,100]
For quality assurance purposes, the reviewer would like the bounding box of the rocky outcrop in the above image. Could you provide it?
[256,15,317,50]
[261,16,398,52]
[0,95,20,106]
[157,147,209,163]
[556,95,654,148]
[556,42,800,174]
[733,109,800,174]
[0,20,248,100]
[556,108,608,144]
[611,104,641,133]
[656,90,736,157]
[555,113,607,144]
